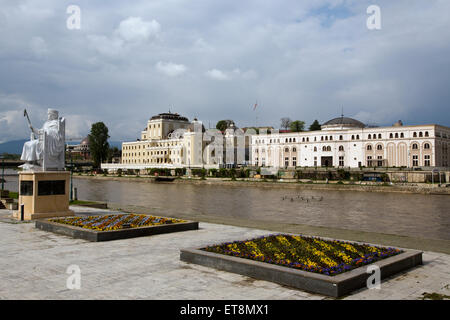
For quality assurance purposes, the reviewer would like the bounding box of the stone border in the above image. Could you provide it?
[180,247,422,297]
[36,218,198,242]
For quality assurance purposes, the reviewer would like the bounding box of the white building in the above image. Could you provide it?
[251,117,450,169]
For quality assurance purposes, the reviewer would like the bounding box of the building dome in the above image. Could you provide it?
[80,137,89,145]
[321,117,365,130]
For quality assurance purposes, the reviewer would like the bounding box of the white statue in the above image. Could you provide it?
[20,109,66,171]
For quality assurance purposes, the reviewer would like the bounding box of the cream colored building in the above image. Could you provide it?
[252,117,450,169]
[120,112,206,168]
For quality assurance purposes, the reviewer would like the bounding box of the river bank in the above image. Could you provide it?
[73,174,450,195]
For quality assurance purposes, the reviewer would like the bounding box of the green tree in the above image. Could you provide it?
[290,120,305,132]
[309,120,321,131]
[216,120,228,132]
[88,122,110,169]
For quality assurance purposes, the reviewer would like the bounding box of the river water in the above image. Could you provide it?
[3,172,449,241]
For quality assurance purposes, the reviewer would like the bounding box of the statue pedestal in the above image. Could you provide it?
[14,171,74,220]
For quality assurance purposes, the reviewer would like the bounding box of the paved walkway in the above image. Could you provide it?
[0,207,449,300]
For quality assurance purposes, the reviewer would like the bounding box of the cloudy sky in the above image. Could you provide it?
[0,0,449,143]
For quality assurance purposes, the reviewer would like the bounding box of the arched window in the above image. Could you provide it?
[322,146,327,152]
[314,147,317,152]
[289,138,292,142]
[424,143,430,150]
[413,132,417,138]
[395,133,399,138]
[356,135,360,140]
[302,137,305,142]
[293,147,297,152]
[412,143,418,150]
[425,131,429,137]
[368,134,372,139]
[419,132,423,137]
[327,146,331,152]
[293,138,296,142]
[351,135,355,140]
[390,133,393,138]
[307,137,309,142]
[367,145,372,151]
[285,138,288,143]
[330,136,333,141]
[339,135,343,140]
[339,145,344,151]
[321,136,324,141]
[378,134,382,139]
[400,133,404,138]
[377,145,383,151]
[285,148,289,153]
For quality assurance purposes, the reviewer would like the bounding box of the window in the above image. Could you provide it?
[368,134,372,139]
[285,148,289,153]
[424,155,431,166]
[339,145,344,151]
[424,143,430,149]
[302,137,305,142]
[412,143,418,150]
[413,155,419,167]
[367,145,372,151]
[413,132,417,137]
[321,136,324,141]
[390,133,393,138]
[367,156,373,167]
[330,136,333,141]
[285,157,289,167]
[425,131,429,137]
[293,157,297,167]
[339,135,343,140]
[377,145,383,151]
[322,146,327,152]
[377,156,383,167]
[378,134,382,139]
[327,146,331,151]
[356,135,360,140]
[401,133,404,138]
[339,156,344,167]
[293,147,297,152]
[314,147,317,152]
[351,135,355,140]
[395,133,399,138]
[419,132,423,137]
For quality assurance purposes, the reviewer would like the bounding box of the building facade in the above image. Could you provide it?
[252,117,450,169]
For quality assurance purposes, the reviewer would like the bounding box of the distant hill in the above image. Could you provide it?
[0,139,123,155]
[0,139,27,155]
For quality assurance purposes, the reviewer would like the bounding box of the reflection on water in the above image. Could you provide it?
[4,174,449,240]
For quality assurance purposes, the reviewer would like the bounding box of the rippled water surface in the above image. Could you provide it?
[3,173,449,240]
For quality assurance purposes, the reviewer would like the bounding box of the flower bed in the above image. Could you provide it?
[202,234,403,276]
[50,214,186,231]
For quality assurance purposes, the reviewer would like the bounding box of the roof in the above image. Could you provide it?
[322,117,366,128]
[150,112,188,122]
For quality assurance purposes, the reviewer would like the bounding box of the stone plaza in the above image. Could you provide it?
[0,206,449,300]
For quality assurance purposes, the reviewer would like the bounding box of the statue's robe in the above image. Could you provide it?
[20,120,64,162]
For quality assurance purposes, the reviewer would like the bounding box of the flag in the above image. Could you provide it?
[253,101,258,111]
